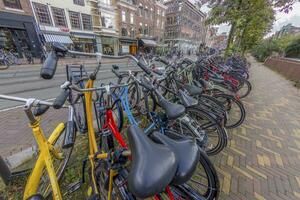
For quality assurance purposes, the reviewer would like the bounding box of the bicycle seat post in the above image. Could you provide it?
[23,98,37,124]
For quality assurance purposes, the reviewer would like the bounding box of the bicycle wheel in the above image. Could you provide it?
[213,93,246,129]
[128,82,140,109]
[73,94,87,134]
[164,131,219,200]
[36,125,74,198]
[96,131,135,200]
[237,79,252,99]
[178,108,227,156]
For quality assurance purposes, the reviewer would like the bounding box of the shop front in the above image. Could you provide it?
[119,38,137,55]
[0,12,42,58]
[101,36,119,56]
[70,32,96,53]
[138,38,157,53]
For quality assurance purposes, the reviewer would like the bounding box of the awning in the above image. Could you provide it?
[139,39,157,47]
[43,34,73,44]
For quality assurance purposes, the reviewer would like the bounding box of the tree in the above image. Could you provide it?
[200,0,299,55]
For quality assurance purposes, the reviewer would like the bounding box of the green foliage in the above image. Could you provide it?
[251,33,300,61]
[204,0,299,55]
[285,37,300,58]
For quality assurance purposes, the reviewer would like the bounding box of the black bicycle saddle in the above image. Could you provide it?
[127,125,178,198]
[150,131,200,185]
[183,84,202,96]
[178,89,198,107]
[156,93,186,120]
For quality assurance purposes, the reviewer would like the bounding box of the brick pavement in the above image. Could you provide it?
[213,57,300,200]
[0,107,67,157]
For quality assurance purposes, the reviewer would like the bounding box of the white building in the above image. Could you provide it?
[30,0,96,52]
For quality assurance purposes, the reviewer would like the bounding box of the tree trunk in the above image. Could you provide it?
[225,22,236,57]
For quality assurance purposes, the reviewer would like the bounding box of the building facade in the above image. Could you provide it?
[153,0,167,44]
[0,0,42,58]
[30,0,96,52]
[134,0,167,52]
[164,0,206,53]
[117,0,137,55]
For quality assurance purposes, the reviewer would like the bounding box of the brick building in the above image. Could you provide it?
[164,0,206,53]
[117,0,138,55]
[135,0,166,52]
[0,0,42,58]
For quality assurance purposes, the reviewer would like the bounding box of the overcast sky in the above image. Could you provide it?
[199,1,300,36]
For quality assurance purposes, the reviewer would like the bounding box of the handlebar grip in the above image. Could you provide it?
[53,89,69,109]
[40,51,59,79]
[137,61,152,75]
[63,121,76,149]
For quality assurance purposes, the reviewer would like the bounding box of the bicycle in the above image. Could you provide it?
[0,94,75,200]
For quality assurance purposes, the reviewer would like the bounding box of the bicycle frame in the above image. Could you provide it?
[23,117,66,200]
[83,79,129,200]
[114,86,175,200]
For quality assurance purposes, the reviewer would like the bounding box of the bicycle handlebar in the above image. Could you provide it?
[41,44,152,80]
[0,94,54,107]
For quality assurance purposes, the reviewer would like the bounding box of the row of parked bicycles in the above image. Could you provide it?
[0,43,251,200]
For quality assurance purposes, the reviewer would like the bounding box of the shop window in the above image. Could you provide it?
[73,0,85,6]
[69,11,82,30]
[51,7,67,28]
[82,14,92,30]
[33,3,52,26]
[3,0,22,10]
[121,28,127,36]
[144,27,148,35]
[139,26,143,34]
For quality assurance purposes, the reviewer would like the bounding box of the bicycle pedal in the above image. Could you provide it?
[64,181,82,195]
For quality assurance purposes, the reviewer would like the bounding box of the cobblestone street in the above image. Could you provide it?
[214,57,300,200]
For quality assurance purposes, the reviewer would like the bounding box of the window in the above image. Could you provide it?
[162,11,165,16]
[51,7,67,27]
[100,0,111,5]
[161,21,164,29]
[144,26,148,35]
[101,16,113,29]
[130,13,134,24]
[157,19,159,27]
[144,9,148,18]
[130,28,135,37]
[73,0,85,6]
[3,0,22,9]
[138,6,143,17]
[150,8,153,20]
[82,14,92,30]
[121,28,127,36]
[122,10,126,22]
[157,9,160,15]
[69,11,81,29]
[33,3,52,26]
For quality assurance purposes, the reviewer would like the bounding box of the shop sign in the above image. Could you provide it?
[39,25,69,33]
[122,45,129,53]
[60,27,70,32]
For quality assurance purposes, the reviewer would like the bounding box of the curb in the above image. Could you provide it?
[5,146,36,170]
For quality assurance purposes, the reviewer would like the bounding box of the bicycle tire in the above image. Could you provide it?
[185,108,227,156]
[213,93,246,129]
[238,79,252,99]
[165,139,219,200]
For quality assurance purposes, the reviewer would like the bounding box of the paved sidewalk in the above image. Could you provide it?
[214,57,300,200]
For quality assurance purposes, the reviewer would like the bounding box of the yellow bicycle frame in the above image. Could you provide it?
[84,79,115,200]
[23,118,65,200]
